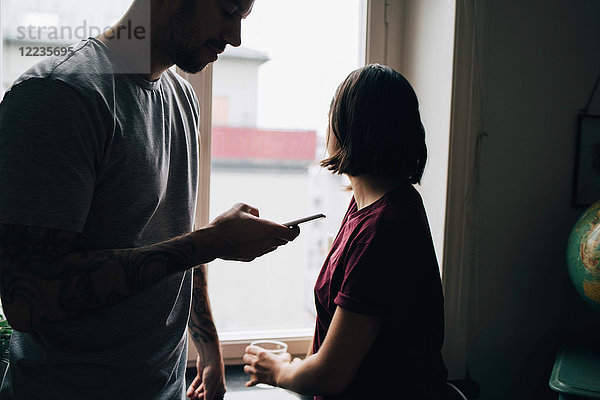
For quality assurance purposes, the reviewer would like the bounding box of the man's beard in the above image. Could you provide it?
[167,42,207,74]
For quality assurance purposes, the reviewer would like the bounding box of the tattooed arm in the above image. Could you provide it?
[0,203,299,333]
[186,266,226,400]
[0,223,212,333]
[188,266,219,345]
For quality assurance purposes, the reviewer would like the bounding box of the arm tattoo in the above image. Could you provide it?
[0,224,197,331]
[188,266,218,344]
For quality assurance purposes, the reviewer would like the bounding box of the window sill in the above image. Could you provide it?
[188,328,313,366]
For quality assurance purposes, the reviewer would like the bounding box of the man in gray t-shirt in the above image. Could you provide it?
[0,0,296,399]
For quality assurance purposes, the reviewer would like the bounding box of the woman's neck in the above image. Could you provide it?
[347,175,407,210]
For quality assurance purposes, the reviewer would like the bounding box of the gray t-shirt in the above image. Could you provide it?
[0,38,199,399]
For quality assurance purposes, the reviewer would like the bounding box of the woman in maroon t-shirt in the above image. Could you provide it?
[243,64,452,399]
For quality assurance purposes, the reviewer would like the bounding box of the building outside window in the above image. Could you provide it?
[206,0,363,340]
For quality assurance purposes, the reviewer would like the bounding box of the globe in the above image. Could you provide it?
[567,200,600,312]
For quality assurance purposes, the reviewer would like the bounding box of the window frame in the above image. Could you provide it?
[181,1,375,366]
[181,0,470,371]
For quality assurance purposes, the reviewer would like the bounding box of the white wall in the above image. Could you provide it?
[213,59,262,127]
[400,0,456,266]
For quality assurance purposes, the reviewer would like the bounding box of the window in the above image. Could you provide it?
[188,0,458,364]
[200,0,365,360]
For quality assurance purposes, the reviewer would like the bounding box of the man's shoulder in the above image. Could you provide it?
[163,67,192,90]
[162,68,200,118]
[163,69,198,101]
[7,39,114,101]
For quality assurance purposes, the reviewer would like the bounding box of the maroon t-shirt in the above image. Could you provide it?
[313,185,449,400]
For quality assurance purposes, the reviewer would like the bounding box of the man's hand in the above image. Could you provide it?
[0,203,297,331]
[207,203,300,262]
[186,354,226,400]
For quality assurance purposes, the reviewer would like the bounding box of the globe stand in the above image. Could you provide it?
[549,333,600,398]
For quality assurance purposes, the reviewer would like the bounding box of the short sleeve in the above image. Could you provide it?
[0,78,102,232]
[334,213,434,317]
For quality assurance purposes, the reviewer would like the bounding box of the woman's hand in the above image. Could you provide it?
[242,345,299,387]
[242,308,381,396]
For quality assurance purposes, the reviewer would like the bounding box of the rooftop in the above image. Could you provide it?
[212,126,317,171]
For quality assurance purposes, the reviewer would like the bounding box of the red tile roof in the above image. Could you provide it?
[212,126,317,161]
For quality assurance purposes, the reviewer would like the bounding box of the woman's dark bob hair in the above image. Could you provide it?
[320,64,427,185]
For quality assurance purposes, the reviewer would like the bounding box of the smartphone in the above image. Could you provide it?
[283,213,326,227]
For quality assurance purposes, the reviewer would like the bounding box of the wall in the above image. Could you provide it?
[401,0,456,265]
[212,58,262,127]
[466,0,600,398]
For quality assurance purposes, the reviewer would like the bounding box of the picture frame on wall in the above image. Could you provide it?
[573,114,600,207]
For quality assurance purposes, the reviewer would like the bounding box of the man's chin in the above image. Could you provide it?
[170,50,210,74]
[174,61,208,74]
